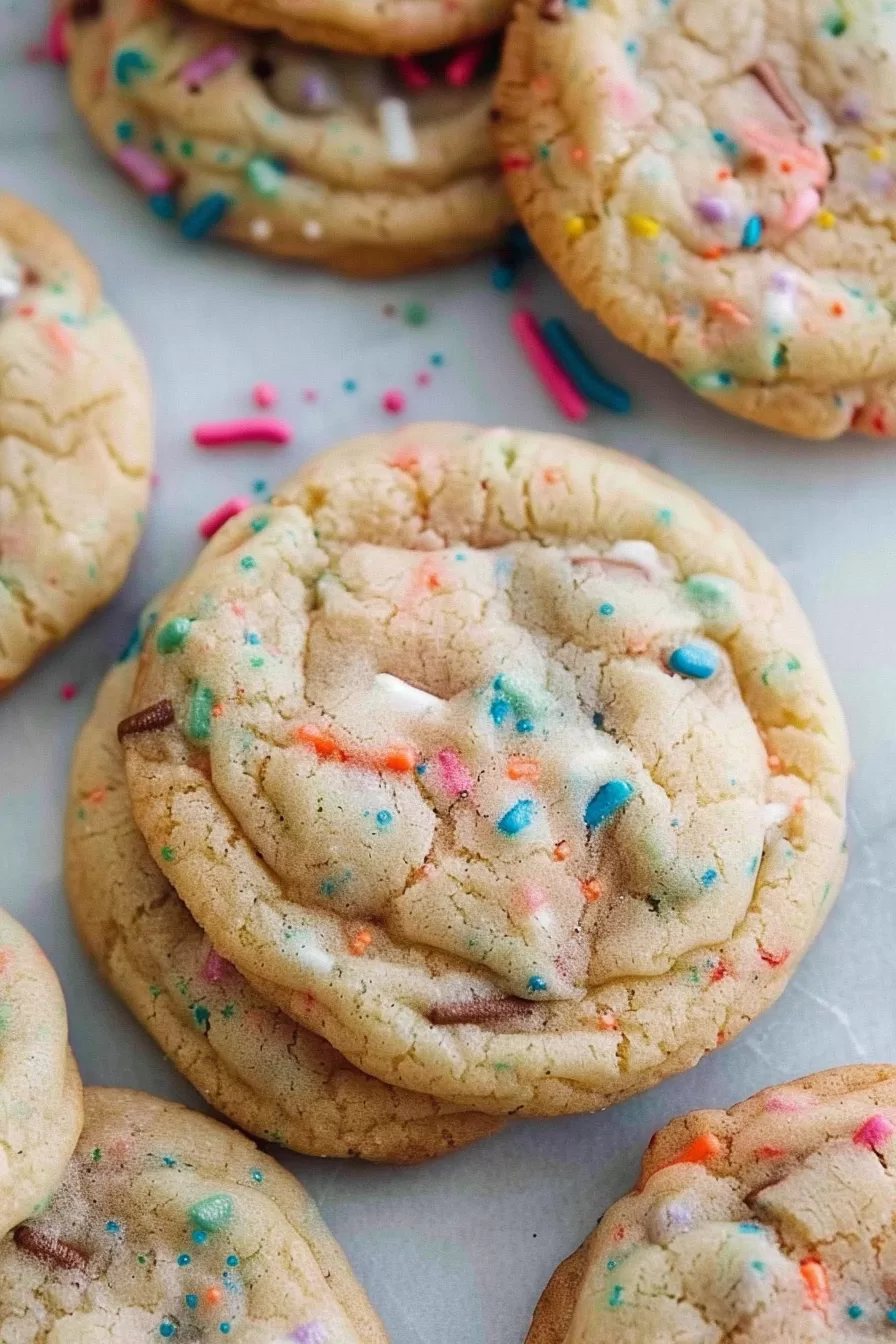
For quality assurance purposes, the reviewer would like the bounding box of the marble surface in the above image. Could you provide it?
[2,9,895,1342]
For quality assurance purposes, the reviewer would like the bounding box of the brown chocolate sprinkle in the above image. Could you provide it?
[539,0,565,18]
[117,698,175,742]
[750,61,808,133]
[14,1225,90,1273]
[429,995,539,1026]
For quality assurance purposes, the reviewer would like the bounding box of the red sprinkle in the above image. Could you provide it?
[381,389,407,414]
[60,682,78,702]
[252,382,278,409]
[395,55,431,90]
[445,41,486,87]
[198,496,252,539]
[46,11,69,63]
[193,418,292,448]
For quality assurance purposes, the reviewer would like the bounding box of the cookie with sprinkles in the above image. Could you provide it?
[0,193,151,689]
[526,1065,896,1343]
[66,0,513,276]
[0,906,82,1238]
[0,1087,389,1340]
[66,646,504,1162]
[122,422,849,1116]
[496,0,896,439]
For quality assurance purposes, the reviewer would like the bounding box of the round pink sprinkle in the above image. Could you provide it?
[381,389,407,414]
[853,1113,894,1149]
[302,389,319,403]
[60,682,78,702]
[252,382,278,409]
[415,372,432,387]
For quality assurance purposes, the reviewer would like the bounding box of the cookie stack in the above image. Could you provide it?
[67,422,850,1159]
[64,0,515,275]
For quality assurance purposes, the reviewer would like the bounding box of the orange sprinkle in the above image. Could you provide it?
[16,304,34,317]
[553,840,570,861]
[507,755,540,781]
[581,878,602,903]
[780,159,793,173]
[800,1257,829,1308]
[203,1287,224,1306]
[542,467,563,484]
[45,321,74,356]
[767,753,782,771]
[570,146,586,163]
[381,744,416,773]
[0,950,11,974]
[211,703,224,718]
[532,74,553,94]
[667,1132,722,1168]
[389,448,419,472]
[349,929,373,956]
[701,245,724,259]
[716,169,732,180]
[755,1144,785,1160]
[612,1225,626,1241]
[294,724,345,760]
[627,637,649,655]
[711,299,751,327]
[830,301,844,317]
[595,1010,618,1031]
[88,787,106,805]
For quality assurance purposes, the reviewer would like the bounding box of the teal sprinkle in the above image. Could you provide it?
[115,120,134,141]
[250,1169,264,1183]
[193,1005,210,1028]
[246,156,286,198]
[226,1255,239,1266]
[162,1156,176,1167]
[773,343,787,369]
[185,683,215,742]
[886,1306,896,1323]
[608,1285,623,1307]
[246,632,261,645]
[657,507,673,525]
[249,656,264,668]
[516,718,534,733]
[739,1223,762,1233]
[537,144,550,159]
[683,575,727,614]
[177,1254,191,1266]
[240,555,257,570]
[343,378,357,392]
[430,353,445,366]
[106,1221,120,1233]
[375,809,393,827]
[606,1260,616,1270]
[599,603,614,616]
[490,697,511,725]
[179,140,195,157]
[159,1324,176,1339]
[404,302,427,326]
[847,1305,863,1320]
[252,479,267,494]
[747,855,759,875]
[114,49,154,84]
[185,1294,198,1309]
[220,1328,231,1336]
[751,1260,766,1272]
[156,617,191,654]
[592,712,604,729]
[189,1195,233,1232]
[149,192,177,220]
[180,193,231,241]
[415,763,427,775]
[584,780,635,828]
[497,799,536,835]
[250,516,269,533]
[118,624,142,662]
[741,214,763,248]
[824,13,847,33]
[527,975,548,992]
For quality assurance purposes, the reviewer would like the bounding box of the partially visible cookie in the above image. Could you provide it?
[121,422,849,1117]
[496,0,896,439]
[0,1086,389,1340]
[526,1065,896,1342]
[67,644,504,1162]
[0,193,152,689]
[67,0,512,276]
[0,906,83,1238]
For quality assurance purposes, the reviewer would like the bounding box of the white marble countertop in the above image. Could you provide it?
[2,7,895,1342]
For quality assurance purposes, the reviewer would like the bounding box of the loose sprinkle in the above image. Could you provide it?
[539,318,631,411]
[199,496,252,539]
[667,643,720,680]
[252,382,278,408]
[381,389,406,414]
[510,310,588,422]
[117,699,175,741]
[497,799,537,835]
[193,418,292,448]
[14,1226,89,1272]
[584,780,635,828]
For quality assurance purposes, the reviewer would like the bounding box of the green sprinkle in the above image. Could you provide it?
[161,845,175,862]
[246,156,286,198]
[188,1194,233,1232]
[250,516,269,533]
[250,1168,264,1183]
[91,1148,102,1162]
[180,139,195,157]
[240,556,257,571]
[192,1004,210,1028]
[656,507,673,525]
[186,683,215,742]
[404,301,428,326]
[608,1285,623,1307]
[156,617,191,654]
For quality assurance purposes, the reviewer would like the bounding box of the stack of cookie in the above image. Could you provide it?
[63,0,515,275]
[67,422,851,1161]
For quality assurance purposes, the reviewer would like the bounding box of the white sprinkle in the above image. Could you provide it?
[294,940,334,974]
[0,271,21,303]
[375,673,443,713]
[645,1199,693,1243]
[603,539,666,581]
[249,217,272,241]
[378,97,419,165]
[302,219,323,241]
[762,801,791,829]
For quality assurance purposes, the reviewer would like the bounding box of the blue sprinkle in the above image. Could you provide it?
[527,975,548,992]
[741,214,763,248]
[887,1306,896,1324]
[751,1260,765,1272]
[159,1325,176,1339]
[105,1221,120,1233]
[192,1230,208,1245]
[592,712,604,729]
[847,1305,863,1320]
[180,193,231,241]
[250,1169,264,1183]
[375,809,393,827]
[497,799,536,835]
[220,1327,231,1335]
[116,120,134,141]
[114,49,153,84]
[226,1255,239,1266]
[516,718,534,733]
[739,1223,762,1234]
[491,262,517,290]
[608,1285,623,1307]
[490,697,511,725]
[625,39,638,53]
[118,624,142,661]
[162,1156,176,1168]
[584,780,635,828]
[701,868,718,887]
[667,643,720,680]
[430,353,444,366]
[185,1294,198,1309]
[415,762,427,775]
[251,479,267,494]
[246,632,261,645]
[149,192,178,220]
[540,318,631,412]
[343,378,357,392]
[177,1254,191,1266]
[599,603,615,616]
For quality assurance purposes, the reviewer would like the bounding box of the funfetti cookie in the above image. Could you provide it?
[0,193,151,690]
[526,1065,896,1343]
[66,644,504,1162]
[0,1087,389,1341]
[67,0,513,277]
[0,907,83,1238]
[122,423,849,1118]
[496,1,896,439]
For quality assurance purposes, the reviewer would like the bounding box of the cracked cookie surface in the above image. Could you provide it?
[0,1086,389,1341]
[0,906,82,1239]
[0,194,151,688]
[66,646,503,1162]
[123,422,849,1116]
[67,0,513,277]
[496,0,896,439]
[526,1065,896,1343]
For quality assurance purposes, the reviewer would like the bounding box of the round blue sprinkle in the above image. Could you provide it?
[701,868,718,887]
[180,193,231,242]
[847,1305,863,1320]
[192,1229,208,1245]
[584,779,635,828]
[667,643,720,680]
[343,378,357,392]
[527,975,548,993]
[497,799,536,835]
[220,1326,232,1335]
[415,763,427,775]
[246,632,261,645]
[375,809,393,826]
[516,718,534,733]
[159,1324,176,1339]
[177,1254,191,1266]
[226,1254,239,1266]
[185,1293,198,1309]
[599,603,614,616]
[741,214,763,249]
[887,1306,896,1324]
[430,353,444,366]
[490,697,511,725]
[250,1169,264,1183]
[105,1220,120,1233]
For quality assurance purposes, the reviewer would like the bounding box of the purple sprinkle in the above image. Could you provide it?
[301,72,333,108]
[289,1326,328,1344]
[868,167,894,193]
[840,96,867,123]
[770,269,796,293]
[695,195,730,224]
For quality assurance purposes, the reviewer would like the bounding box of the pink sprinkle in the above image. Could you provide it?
[60,683,78,702]
[198,495,252,539]
[202,947,233,983]
[445,41,486,88]
[437,748,475,798]
[853,1113,894,1149]
[381,389,406,414]
[782,186,821,232]
[302,389,319,403]
[179,43,238,88]
[395,55,431,90]
[193,417,292,448]
[114,146,175,195]
[510,310,588,422]
[765,1092,810,1113]
[415,371,432,387]
[46,11,69,64]
[520,882,548,913]
[252,382,278,409]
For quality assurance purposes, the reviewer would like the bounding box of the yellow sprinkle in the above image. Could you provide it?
[627,213,661,239]
[565,215,587,239]
[868,144,888,162]
[816,209,836,229]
